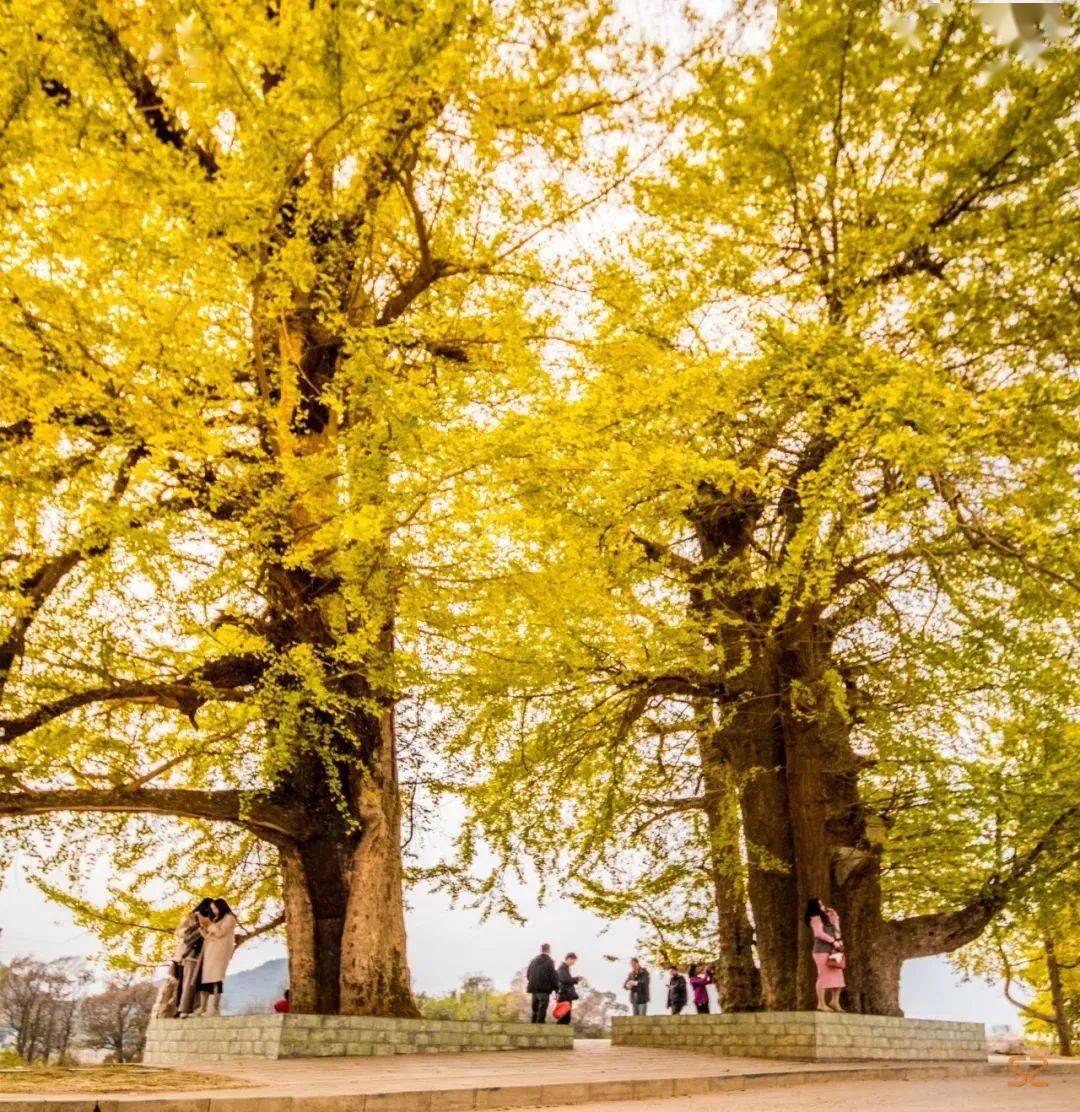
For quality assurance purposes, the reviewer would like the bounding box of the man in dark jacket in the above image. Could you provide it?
[625,957,650,1015]
[666,965,688,1015]
[525,943,560,1023]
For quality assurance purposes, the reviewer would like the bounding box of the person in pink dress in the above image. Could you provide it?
[805,897,845,1012]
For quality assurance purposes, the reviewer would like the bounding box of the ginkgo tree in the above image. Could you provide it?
[445,0,1079,1015]
[0,0,638,1015]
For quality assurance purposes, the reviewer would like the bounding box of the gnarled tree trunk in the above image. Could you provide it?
[279,830,356,1015]
[698,592,1001,1016]
[339,706,416,1015]
[699,737,763,1011]
[267,662,418,1016]
[271,719,417,1016]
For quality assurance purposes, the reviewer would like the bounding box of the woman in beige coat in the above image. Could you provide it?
[196,898,237,1016]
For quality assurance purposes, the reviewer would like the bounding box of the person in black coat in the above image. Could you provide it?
[624,957,651,1016]
[555,952,582,1025]
[666,965,688,1015]
[525,943,560,1023]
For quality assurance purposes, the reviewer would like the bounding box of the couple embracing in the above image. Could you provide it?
[156,896,238,1018]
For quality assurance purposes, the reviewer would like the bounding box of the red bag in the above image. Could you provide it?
[827,951,846,969]
[552,1001,572,1020]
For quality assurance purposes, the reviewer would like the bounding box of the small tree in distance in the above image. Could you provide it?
[417,974,526,1025]
[568,981,629,1039]
[0,957,89,1064]
[417,970,627,1036]
[81,978,158,1063]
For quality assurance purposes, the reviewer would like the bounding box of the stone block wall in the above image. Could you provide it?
[278,1014,572,1057]
[143,1014,572,1064]
[611,1012,986,1061]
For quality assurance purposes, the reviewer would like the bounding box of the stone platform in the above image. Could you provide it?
[143,1014,572,1064]
[611,1011,986,1061]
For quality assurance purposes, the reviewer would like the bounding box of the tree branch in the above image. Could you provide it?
[82,13,219,178]
[997,938,1058,1026]
[930,469,1079,593]
[236,912,286,947]
[0,653,266,744]
[891,807,1079,960]
[630,532,698,576]
[858,242,947,289]
[0,786,304,844]
[0,444,147,702]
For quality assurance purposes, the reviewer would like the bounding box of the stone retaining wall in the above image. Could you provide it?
[611,1012,986,1061]
[143,1014,572,1064]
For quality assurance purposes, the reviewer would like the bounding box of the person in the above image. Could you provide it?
[154,908,203,1018]
[196,896,237,1016]
[688,963,714,1015]
[525,943,560,1024]
[805,896,845,1012]
[274,988,291,1014]
[554,952,581,1025]
[624,957,650,1016]
[177,899,216,1017]
[666,965,688,1015]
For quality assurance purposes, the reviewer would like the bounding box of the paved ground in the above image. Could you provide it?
[2,1043,1075,1108]
[171,1040,927,1097]
[542,1071,1080,1111]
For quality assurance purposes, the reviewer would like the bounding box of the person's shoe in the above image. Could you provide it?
[209,993,223,1016]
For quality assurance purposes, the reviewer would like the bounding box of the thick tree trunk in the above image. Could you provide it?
[696,586,800,1011]
[689,504,800,1010]
[339,706,418,1016]
[302,834,354,1014]
[263,309,417,1017]
[279,835,355,1014]
[710,608,963,1018]
[270,689,417,1015]
[736,753,800,1009]
[832,864,904,1016]
[784,732,831,1009]
[280,845,319,1013]
[778,616,849,1010]
[699,740,763,1011]
[711,687,800,1008]
[774,613,910,1013]
[277,789,416,1016]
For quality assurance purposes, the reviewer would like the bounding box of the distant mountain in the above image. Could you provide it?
[222,957,288,1016]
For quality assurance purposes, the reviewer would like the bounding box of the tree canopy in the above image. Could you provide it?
[442,0,1079,1013]
[0,0,642,1013]
[0,0,1076,1017]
